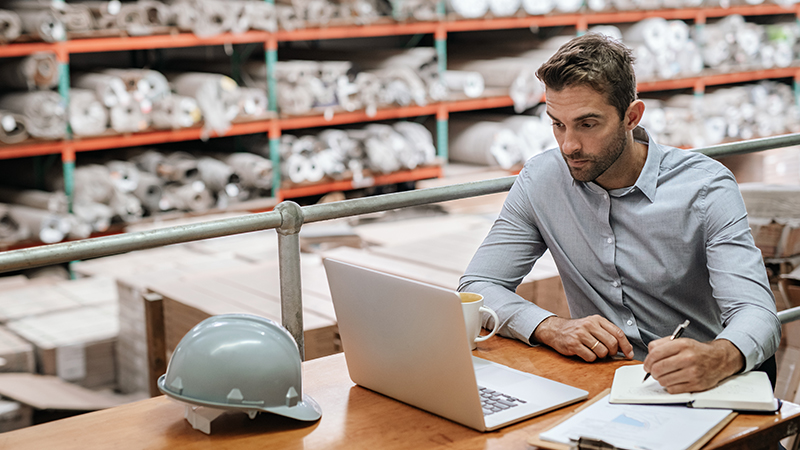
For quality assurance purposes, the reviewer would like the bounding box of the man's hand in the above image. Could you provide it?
[642,338,744,394]
[533,315,634,362]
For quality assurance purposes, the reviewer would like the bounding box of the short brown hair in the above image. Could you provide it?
[536,33,637,120]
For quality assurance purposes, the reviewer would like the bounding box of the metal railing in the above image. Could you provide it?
[0,133,799,357]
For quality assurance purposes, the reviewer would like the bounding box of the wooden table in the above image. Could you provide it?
[2,337,799,450]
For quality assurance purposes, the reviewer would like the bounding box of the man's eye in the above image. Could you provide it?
[552,122,563,128]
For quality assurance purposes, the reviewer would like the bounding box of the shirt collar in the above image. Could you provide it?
[630,126,659,203]
[581,126,659,202]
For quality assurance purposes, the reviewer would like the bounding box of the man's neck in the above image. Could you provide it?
[595,138,649,191]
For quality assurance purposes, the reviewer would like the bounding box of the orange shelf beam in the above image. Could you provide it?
[0,41,58,58]
[279,165,443,199]
[66,30,272,53]
[275,21,439,41]
[0,141,63,158]
[638,66,800,93]
[68,120,272,153]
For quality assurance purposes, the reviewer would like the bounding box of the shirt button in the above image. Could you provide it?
[606,237,613,244]
[627,320,633,326]
[611,280,619,287]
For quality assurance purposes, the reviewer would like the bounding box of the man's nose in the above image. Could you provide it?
[561,128,580,156]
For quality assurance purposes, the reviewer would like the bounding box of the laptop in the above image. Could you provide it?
[323,258,588,432]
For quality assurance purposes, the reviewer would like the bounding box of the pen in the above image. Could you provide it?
[642,319,690,383]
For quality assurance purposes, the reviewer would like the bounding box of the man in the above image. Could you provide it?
[459,33,780,395]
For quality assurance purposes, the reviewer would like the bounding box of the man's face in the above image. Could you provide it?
[546,85,629,185]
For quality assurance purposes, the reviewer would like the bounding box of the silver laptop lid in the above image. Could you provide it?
[323,257,486,430]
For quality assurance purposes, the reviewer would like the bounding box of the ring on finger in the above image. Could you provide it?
[590,340,600,351]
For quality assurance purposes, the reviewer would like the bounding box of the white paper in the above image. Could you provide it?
[56,344,87,381]
[539,395,732,450]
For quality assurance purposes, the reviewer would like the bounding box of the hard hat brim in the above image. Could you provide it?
[157,375,322,422]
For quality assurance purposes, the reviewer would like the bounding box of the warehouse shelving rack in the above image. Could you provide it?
[0,3,799,207]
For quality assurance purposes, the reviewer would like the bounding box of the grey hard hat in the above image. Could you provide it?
[157,314,321,422]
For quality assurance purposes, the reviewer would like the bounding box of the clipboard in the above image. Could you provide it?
[527,389,737,450]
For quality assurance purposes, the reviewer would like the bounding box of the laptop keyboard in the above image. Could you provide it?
[478,386,527,416]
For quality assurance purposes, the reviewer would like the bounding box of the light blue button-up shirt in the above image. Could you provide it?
[459,127,780,371]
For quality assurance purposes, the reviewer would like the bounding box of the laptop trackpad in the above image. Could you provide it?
[474,358,531,387]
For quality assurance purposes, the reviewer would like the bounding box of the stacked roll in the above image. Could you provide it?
[641,80,800,149]
[277,121,437,184]
[449,111,555,169]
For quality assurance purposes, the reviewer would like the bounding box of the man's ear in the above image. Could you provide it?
[625,100,645,131]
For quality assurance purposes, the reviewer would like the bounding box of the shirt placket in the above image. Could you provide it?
[599,192,639,340]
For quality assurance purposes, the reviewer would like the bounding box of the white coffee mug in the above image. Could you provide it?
[459,292,499,350]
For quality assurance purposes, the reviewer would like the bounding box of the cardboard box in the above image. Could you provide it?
[6,305,118,389]
[0,275,118,323]
[0,325,34,373]
[0,372,144,411]
[150,256,340,362]
[0,399,32,432]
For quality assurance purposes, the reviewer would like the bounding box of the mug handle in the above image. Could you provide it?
[474,305,499,343]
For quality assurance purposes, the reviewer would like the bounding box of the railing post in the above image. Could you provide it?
[275,201,305,360]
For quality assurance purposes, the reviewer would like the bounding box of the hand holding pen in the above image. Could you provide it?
[642,319,690,383]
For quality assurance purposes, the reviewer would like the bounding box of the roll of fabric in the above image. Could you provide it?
[15,8,65,43]
[131,170,165,214]
[109,100,149,134]
[103,68,170,107]
[241,0,277,32]
[520,0,554,14]
[77,0,122,30]
[393,121,436,168]
[488,0,520,17]
[364,124,410,172]
[6,203,70,244]
[197,156,241,198]
[151,95,202,130]
[622,17,671,54]
[449,54,548,113]
[0,91,66,139]
[168,72,241,136]
[117,0,170,35]
[276,4,304,32]
[585,0,610,11]
[158,151,202,184]
[72,200,112,233]
[225,152,273,191]
[553,0,583,11]
[0,186,68,213]
[71,164,116,205]
[0,110,28,144]
[0,203,29,244]
[447,0,489,19]
[236,87,270,119]
[68,88,109,137]
[503,114,554,161]
[0,9,22,43]
[58,3,94,32]
[171,0,234,37]
[106,160,141,194]
[442,70,485,98]
[0,52,59,91]
[163,181,215,212]
[449,118,523,169]
[73,72,131,108]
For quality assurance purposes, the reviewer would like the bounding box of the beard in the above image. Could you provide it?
[562,122,628,183]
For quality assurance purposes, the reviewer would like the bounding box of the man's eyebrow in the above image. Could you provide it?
[546,112,604,123]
